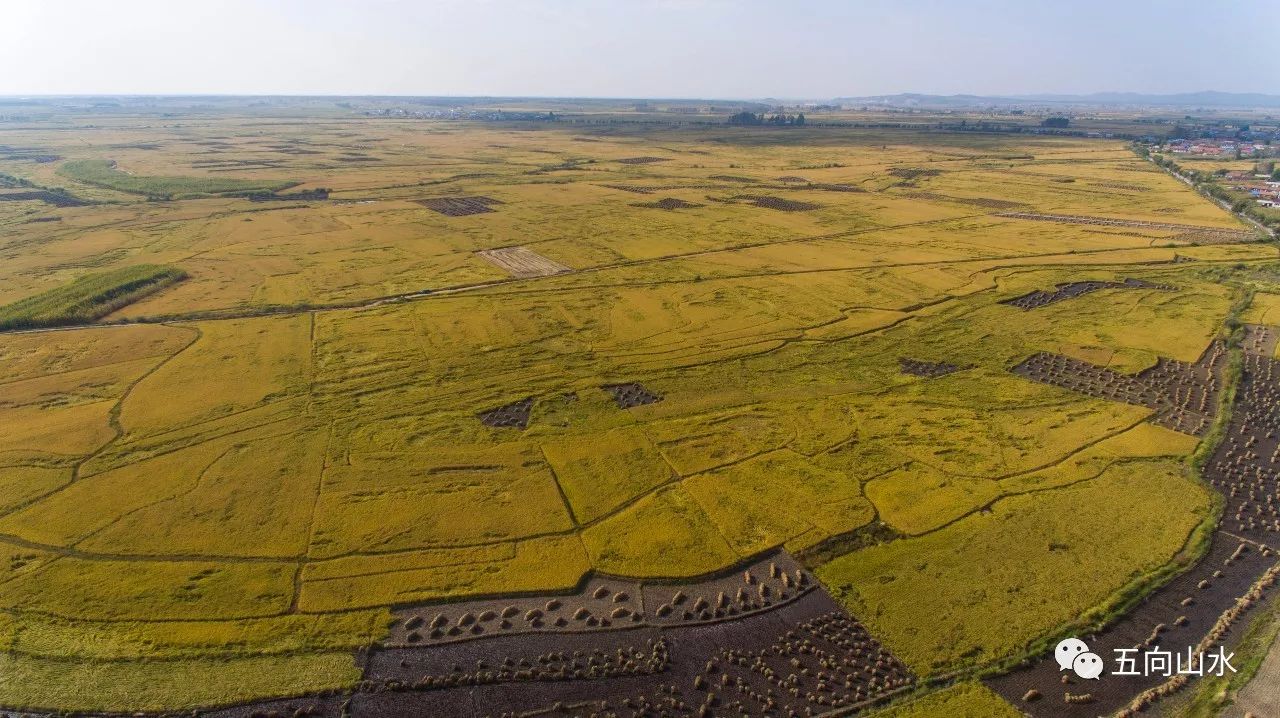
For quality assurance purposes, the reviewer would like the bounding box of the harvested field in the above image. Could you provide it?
[600,183,656,194]
[415,196,503,216]
[0,190,91,207]
[201,552,915,718]
[603,382,663,409]
[603,184,721,194]
[899,190,1022,209]
[987,535,1277,717]
[1208,326,1280,538]
[385,552,811,645]
[986,326,1280,716]
[1001,278,1176,310]
[1173,229,1261,245]
[999,211,1256,238]
[808,182,867,193]
[1010,340,1227,436]
[475,246,571,278]
[1089,180,1152,192]
[616,156,670,165]
[899,358,967,378]
[888,167,943,179]
[632,198,704,210]
[477,397,534,429]
[728,194,821,212]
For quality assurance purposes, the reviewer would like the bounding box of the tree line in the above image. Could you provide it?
[727,112,806,126]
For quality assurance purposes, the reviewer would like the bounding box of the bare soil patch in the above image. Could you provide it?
[718,194,820,212]
[416,196,504,217]
[631,198,704,211]
[600,184,656,194]
[888,167,944,180]
[603,383,663,409]
[477,397,534,430]
[1001,278,1175,310]
[808,182,867,193]
[1011,340,1226,436]
[901,191,1023,210]
[899,358,968,378]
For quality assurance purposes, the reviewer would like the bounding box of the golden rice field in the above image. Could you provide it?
[0,111,1275,712]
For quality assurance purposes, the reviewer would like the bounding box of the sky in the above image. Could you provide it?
[4,0,1277,98]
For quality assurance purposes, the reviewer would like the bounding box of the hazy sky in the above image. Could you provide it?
[4,0,1276,98]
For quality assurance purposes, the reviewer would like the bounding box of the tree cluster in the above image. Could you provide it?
[727,112,806,126]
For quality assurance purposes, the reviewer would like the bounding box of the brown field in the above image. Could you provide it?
[475,245,572,278]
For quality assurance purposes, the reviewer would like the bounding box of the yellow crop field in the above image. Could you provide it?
[0,106,1271,714]
[0,651,361,713]
[582,486,739,576]
[867,682,1023,718]
[119,315,309,438]
[541,427,673,522]
[817,460,1212,672]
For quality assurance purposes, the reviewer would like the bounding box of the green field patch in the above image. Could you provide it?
[0,265,187,331]
[57,159,293,198]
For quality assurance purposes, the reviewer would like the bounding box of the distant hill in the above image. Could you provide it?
[835,91,1280,109]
